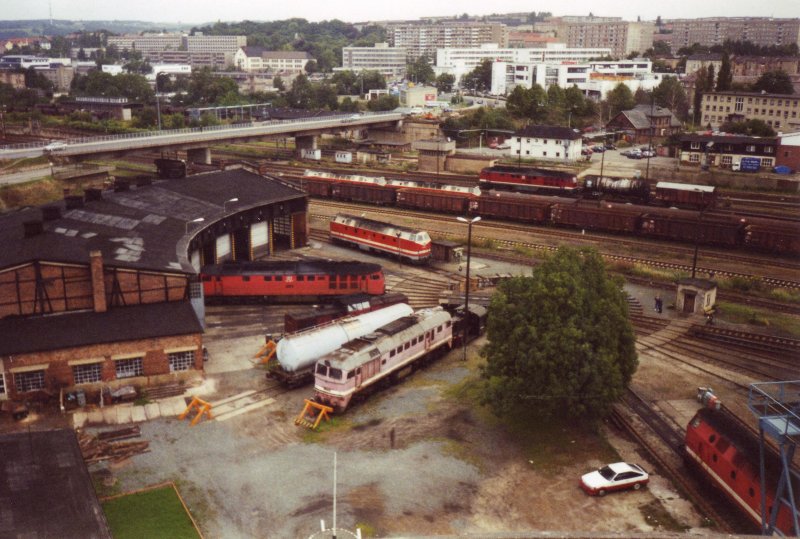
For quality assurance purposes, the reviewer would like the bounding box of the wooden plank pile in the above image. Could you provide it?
[78,426,150,463]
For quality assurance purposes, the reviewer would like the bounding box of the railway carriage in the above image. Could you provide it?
[474,191,570,224]
[685,407,799,536]
[396,187,475,214]
[331,182,397,205]
[200,259,385,302]
[479,165,579,194]
[330,213,432,263]
[639,208,746,247]
[743,217,800,257]
[550,201,643,233]
[313,307,453,411]
[654,182,717,210]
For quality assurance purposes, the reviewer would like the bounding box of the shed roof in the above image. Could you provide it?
[515,125,582,140]
[0,168,305,274]
[0,301,203,356]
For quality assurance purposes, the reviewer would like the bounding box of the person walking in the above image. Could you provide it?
[654,295,663,314]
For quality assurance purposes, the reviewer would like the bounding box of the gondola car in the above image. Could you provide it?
[330,213,432,263]
[313,307,453,411]
[685,406,799,536]
[550,200,643,233]
[479,165,579,194]
[743,217,800,257]
[639,208,746,247]
[473,191,571,224]
[200,259,385,302]
[396,186,477,214]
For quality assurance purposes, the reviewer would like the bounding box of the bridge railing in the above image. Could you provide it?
[0,111,401,151]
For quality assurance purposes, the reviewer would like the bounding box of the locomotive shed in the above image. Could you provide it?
[0,165,309,403]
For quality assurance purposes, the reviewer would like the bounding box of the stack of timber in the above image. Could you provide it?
[78,426,150,463]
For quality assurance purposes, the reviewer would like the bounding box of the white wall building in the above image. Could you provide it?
[101,64,124,75]
[435,43,612,87]
[491,59,665,99]
[510,125,583,161]
[234,47,312,73]
[147,64,192,80]
[339,43,407,79]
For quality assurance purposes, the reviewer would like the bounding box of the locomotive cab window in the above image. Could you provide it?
[297,276,305,282]
[316,364,327,375]
[329,367,342,379]
[242,276,250,282]
[275,276,283,281]
[263,276,272,281]
[347,371,355,379]
[202,275,212,282]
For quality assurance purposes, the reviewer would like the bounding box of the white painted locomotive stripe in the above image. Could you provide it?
[684,446,762,524]
[330,231,430,257]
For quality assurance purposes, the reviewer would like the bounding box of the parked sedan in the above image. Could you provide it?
[580,462,649,496]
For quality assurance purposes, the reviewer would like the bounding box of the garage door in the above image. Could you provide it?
[251,221,269,258]
[215,233,231,263]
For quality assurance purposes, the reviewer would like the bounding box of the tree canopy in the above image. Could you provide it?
[480,247,637,422]
[752,70,794,95]
[605,84,636,119]
[406,56,435,85]
[719,118,777,137]
[652,76,689,121]
[461,59,494,93]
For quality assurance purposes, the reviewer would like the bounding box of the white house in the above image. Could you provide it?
[510,125,583,161]
[234,47,312,73]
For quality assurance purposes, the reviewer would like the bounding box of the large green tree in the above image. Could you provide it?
[481,247,637,421]
[605,83,636,119]
[716,52,732,91]
[653,75,690,121]
[406,56,435,85]
[461,59,494,94]
[752,70,794,95]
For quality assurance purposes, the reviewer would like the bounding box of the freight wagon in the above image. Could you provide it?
[473,191,567,224]
[640,208,745,247]
[284,293,410,334]
[743,217,800,255]
[654,182,717,210]
[550,201,642,233]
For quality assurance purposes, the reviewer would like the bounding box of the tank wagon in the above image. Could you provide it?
[200,259,385,303]
[313,307,453,411]
[330,214,431,264]
[284,292,409,333]
[685,405,799,536]
[270,302,414,387]
[583,175,650,203]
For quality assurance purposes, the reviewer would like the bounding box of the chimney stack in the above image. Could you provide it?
[89,250,107,313]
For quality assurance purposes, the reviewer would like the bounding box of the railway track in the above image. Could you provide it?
[309,201,800,290]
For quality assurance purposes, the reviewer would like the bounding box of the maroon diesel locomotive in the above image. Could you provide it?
[479,165,579,194]
[201,259,385,303]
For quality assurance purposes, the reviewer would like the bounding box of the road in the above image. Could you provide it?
[0,165,54,186]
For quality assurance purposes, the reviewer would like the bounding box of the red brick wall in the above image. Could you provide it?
[2,333,203,400]
[777,144,800,172]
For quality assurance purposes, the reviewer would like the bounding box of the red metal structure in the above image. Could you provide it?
[330,213,432,263]
[200,260,385,302]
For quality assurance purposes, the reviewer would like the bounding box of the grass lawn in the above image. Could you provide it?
[102,484,201,539]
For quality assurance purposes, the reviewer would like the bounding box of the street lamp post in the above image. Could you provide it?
[456,215,481,361]
[185,217,204,234]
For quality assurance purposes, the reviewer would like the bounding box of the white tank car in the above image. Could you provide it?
[276,303,413,372]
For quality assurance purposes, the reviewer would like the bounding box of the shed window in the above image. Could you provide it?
[168,351,195,372]
[73,362,102,385]
[14,370,45,393]
[115,357,144,379]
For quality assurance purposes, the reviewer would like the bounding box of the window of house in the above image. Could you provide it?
[746,145,756,152]
[690,142,700,150]
[765,146,774,153]
[115,357,144,379]
[689,154,700,162]
[721,155,732,165]
[761,158,773,167]
[168,350,195,372]
[542,152,547,157]
[14,370,45,393]
[0,373,5,396]
[73,362,102,385]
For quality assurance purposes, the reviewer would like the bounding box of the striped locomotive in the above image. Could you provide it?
[330,213,431,264]
[478,165,579,194]
[200,259,385,303]
[313,307,453,411]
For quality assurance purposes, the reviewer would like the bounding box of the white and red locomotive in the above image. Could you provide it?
[313,307,453,411]
[330,213,431,264]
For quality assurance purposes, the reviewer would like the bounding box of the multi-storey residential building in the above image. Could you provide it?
[731,56,800,82]
[107,33,184,54]
[491,59,666,99]
[435,43,612,86]
[339,43,407,79]
[561,20,655,58]
[144,51,230,69]
[507,32,559,48]
[186,34,247,55]
[684,54,722,76]
[666,18,800,53]
[387,22,505,60]
[234,47,312,73]
[701,91,800,132]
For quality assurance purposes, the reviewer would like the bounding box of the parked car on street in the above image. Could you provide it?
[580,462,649,496]
[44,141,67,152]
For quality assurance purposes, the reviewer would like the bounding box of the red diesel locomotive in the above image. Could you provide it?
[685,406,799,536]
[201,259,385,302]
[330,213,432,263]
[479,165,579,194]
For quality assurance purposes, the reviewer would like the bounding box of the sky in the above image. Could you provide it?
[3,0,799,25]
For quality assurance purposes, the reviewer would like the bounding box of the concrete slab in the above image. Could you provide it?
[116,405,133,424]
[87,410,104,425]
[143,403,161,420]
[215,397,275,422]
[160,396,187,417]
[72,411,87,429]
[101,407,117,424]
[131,406,147,423]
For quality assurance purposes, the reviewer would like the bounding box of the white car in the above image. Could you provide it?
[43,141,67,152]
[580,462,649,496]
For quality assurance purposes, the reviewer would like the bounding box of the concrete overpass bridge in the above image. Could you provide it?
[0,111,404,163]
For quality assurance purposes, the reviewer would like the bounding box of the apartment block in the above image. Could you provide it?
[107,34,184,54]
[667,18,800,53]
[561,20,655,58]
[387,22,505,60]
[234,47,312,73]
[701,91,800,132]
[340,43,407,79]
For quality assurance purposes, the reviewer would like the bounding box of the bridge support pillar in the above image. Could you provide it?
[295,135,317,158]
[187,147,211,165]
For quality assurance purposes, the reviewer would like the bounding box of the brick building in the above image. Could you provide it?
[0,167,308,402]
[700,91,800,131]
[677,133,778,170]
[606,104,682,144]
